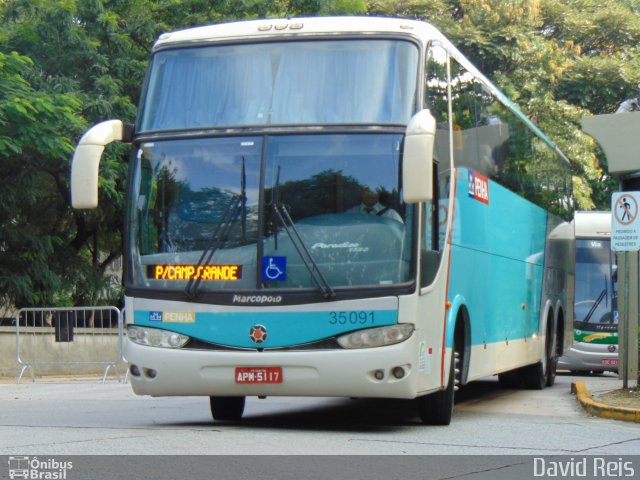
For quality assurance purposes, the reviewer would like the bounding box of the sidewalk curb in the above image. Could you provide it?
[572,381,640,423]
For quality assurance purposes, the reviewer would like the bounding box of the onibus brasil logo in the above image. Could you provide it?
[8,457,73,480]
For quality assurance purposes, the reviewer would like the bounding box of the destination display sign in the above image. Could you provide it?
[147,264,242,281]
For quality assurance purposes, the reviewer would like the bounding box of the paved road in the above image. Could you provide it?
[0,372,638,456]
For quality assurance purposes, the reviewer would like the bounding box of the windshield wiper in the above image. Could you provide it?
[185,194,242,299]
[240,157,247,241]
[268,165,333,299]
[271,202,335,299]
[185,158,248,299]
[583,275,609,324]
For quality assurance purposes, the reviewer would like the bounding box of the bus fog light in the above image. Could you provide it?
[392,366,405,379]
[129,365,141,377]
[145,368,157,379]
[127,326,190,348]
[374,369,385,380]
[337,324,414,349]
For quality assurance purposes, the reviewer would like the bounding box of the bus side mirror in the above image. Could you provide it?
[402,109,436,204]
[71,119,132,209]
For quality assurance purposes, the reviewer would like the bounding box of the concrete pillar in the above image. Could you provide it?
[582,112,640,386]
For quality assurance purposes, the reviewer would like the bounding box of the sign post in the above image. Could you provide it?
[611,192,640,389]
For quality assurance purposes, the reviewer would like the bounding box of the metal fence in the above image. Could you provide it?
[15,306,124,383]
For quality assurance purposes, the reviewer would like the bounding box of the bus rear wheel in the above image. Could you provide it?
[545,328,558,387]
[210,396,245,421]
[523,324,555,390]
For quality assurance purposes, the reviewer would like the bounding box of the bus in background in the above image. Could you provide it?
[70,17,574,425]
[559,211,618,374]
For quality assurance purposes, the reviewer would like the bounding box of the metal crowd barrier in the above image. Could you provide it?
[15,306,124,384]
[120,307,130,384]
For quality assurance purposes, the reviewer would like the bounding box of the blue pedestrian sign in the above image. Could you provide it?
[611,192,640,251]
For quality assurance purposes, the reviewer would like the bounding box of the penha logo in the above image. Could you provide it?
[8,456,73,480]
[162,311,195,323]
[467,170,490,205]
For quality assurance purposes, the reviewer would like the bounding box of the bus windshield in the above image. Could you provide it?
[574,239,617,330]
[129,133,413,293]
[138,39,418,131]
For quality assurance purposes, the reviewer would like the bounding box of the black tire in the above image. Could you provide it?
[210,396,245,421]
[522,324,555,390]
[418,350,459,425]
[522,313,560,390]
[545,328,558,387]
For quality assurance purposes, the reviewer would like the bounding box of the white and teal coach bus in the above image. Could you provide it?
[70,16,575,425]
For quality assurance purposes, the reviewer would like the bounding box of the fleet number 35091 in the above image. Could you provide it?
[329,311,375,325]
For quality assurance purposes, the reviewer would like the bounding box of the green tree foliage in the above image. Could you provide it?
[0,0,637,309]
[0,0,151,308]
[0,51,83,307]
[371,0,639,210]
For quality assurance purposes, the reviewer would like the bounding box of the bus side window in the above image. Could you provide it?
[421,43,450,287]
[421,161,442,286]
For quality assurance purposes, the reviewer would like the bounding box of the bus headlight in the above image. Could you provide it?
[127,325,190,348]
[337,324,414,349]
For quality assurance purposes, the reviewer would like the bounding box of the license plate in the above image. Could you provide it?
[602,358,618,366]
[235,366,283,384]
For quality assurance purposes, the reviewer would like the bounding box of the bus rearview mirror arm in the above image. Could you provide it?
[402,109,436,204]
[71,119,133,209]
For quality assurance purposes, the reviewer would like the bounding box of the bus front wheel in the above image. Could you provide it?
[417,349,459,425]
[210,396,245,421]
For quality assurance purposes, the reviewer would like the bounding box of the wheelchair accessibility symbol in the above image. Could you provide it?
[262,256,286,281]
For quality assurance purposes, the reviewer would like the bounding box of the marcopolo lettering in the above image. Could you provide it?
[232,295,283,304]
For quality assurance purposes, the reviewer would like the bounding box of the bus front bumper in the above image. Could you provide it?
[125,338,429,399]
[558,342,618,373]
